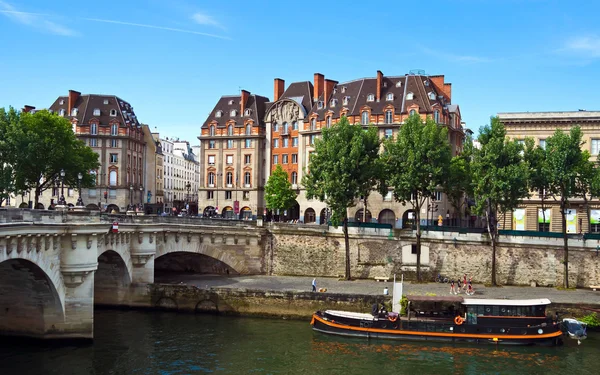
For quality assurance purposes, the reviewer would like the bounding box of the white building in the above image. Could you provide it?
[157,137,199,215]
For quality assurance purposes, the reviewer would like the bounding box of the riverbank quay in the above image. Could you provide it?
[138,274,600,319]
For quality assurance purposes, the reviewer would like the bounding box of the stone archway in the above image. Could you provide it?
[222,206,234,219]
[203,206,216,217]
[106,204,119,213]
[0,258,64,338]
[402,209,416,229]
[355,209,372,223]
[239,206,252,220]
[378,209,396,227]
[304,208,316,223]
[154,252,239,280]
[94,250,132,306]
[86,203,100,211]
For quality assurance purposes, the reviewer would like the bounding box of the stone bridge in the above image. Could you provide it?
[0,209,265,340]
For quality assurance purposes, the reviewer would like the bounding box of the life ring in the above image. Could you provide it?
[388,315,398,322]
[454,316,464,325]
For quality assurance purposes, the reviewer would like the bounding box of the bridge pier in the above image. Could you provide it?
[130,231,156,284]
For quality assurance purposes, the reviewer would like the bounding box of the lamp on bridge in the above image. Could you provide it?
[57,169,67,206]
[139,185,144,205]
[76,172,84,207]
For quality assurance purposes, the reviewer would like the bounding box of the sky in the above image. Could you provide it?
[1,0,600,144]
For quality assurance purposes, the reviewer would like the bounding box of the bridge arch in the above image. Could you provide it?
[94,249,132,306]
[155,251,240,276]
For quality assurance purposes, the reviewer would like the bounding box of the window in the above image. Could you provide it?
[243,191,250,200]
[90,138,98,147]
[330,99,337,107]
[109,170,117,186]
[409,109,416,116]
[292,121,298,131]
[244,172,251,186]
[227,139,234,148]
[226,172,233,186]
[434,110,440,123]
[292,154,298,164]
[226,155,233,165]
[539,139,546,149]
[103,99,109,105]
[209,140,216,149]
[208,155,215,165]
[341,86,347,93]
[411,244,418,254]
[245,124,252,135]
[361,111,369,125]
[245,108,252,116]
[227,125,234,136]
[110,109,117,117]
[282,138,289,148]
[282,122,289,134]
[215,110,222,118]
[208,172,215,187]
[384,129,393,139]
[230,110,237,116]
[59,99,64,105]
[317,101,324,109]
[326,117,331,128]
[367,94,374,102]
[406,92,414,100]
[434,191,443,201]
[386,93,394,101]
[273,155,279,164]
[59,109,66,116]
[273,122,279,132]
[221,190,231,200]
[291,171,298,184]
[428,92,436,100]
[111,139,118,148]
[71,108,78,116]
[396,81,402,88]
[282,154,289,164]
[592,139,600,155]
[109,189,116,198]
[111,124,118,135]
[109,153,118,163]
[245,139,252,148]
[207,191,214,199]
[310,135,316,145]
[228,100,234,105]
[93,108,100,116]
[343,96,349,105]
[385,110,393,124]
[209,125,215,136]
[244,155,251,164]
[310,118,316,130]
[292,137,298,147]
[90,123,97,135]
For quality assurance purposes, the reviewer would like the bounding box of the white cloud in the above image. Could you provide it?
[82,18,231,40]
[191,11,224,30]
[563,36,600,58]
[0,1,77,36]
[419,46,492,64]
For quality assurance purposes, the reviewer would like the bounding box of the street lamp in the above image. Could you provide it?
[129,185,133,208]
[58,169,66,206]
[76,172,84,206]
[139,185,144,206]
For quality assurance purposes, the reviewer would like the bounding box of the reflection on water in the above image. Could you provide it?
[0,310,597,375]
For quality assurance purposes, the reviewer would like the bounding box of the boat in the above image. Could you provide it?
[311,293,586,346]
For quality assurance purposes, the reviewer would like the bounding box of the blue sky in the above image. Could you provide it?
[1,0,599,143]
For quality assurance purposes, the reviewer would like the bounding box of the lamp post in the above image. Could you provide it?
[186,181,191,215]
[58,169,66,206]
[139,185,144,206]
[76,172,84,206]
[129,184,133,208]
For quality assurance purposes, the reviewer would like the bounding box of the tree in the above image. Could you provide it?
[303,116,381,280]
[264,165,297,220]
[545,127,591,288]
[471,117,529,286]
[444,135,474,226]
[5,109,99,208]
[523,138,551,230]
[380,113,451,281]
[0,108,17,206]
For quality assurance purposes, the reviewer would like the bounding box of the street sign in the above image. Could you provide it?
[112,222,119,233]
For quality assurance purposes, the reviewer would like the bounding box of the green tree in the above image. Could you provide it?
[0,108,17,205]
[545,127,591,288]
[471,117,529,286]
[303,116,381,280]
[444,135,474,226]
[264,165,297,220]
[380,113,451,281]
[523,138,551,229]
[5,109,99,208]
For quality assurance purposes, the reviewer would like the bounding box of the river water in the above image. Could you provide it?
[0,310,598,375]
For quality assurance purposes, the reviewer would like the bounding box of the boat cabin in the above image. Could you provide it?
[462,298,551,327]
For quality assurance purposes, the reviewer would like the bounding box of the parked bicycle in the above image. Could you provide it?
[435,274,449,283]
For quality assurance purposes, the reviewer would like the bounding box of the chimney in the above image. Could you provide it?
[274,78,285,102]
[443,83,452,101]
[22,105,36,113]
[68,90,80,115]
[240,89,250,114]
[324,79,338,105]
[376,70,383,102]
[313,73,324,101]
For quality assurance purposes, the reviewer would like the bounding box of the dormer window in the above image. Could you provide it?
[216,110,222,118]
[343,96,349,106]
[93,108,100,116]
[396,81,402,88]
[386,93,394,101]
[317,101,324,109]
[428,92,436,100]
[227,125,234,136]
[406,92,414,100]
[330,99,337,107]
[228,100,234,105]
[230,110,237,116]
[367,94,375,102]
[59,109,65,116]
[424,80,429,86]
[383,82,387,88]
[341,86,347,93]
[310,118,316,130]
[409,109,417,116]
[59,99,64,105]
[103,99,109,105]
[244,108,252,116]
[71,108,78,116]
[110,109,117,117]
[333,88,337,94]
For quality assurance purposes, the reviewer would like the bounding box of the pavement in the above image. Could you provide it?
[156,273,600,306]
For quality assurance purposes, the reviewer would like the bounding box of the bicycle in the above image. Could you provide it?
[435,274,449,283]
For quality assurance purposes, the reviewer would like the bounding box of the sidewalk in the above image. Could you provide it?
[156,274,600,306]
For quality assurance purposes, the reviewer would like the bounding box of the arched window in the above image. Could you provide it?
[227,125,233,136]
[385,110,393,124]
[361,111,369,125]
[209,125,215,136]
[109,170,117,186]
[244,172,251,186]
[215,110,222,118]
[59,109,65,116]
[283,122,289,134]
[367,94,374,102]
[93,108,100,116]
[226,172,233,186]
[208,172,215,186]
[311,118,316,130]
[406,92,414,100]
[292,121,298,131]
[386,93,394,101]
[409,109,417,116]
[230,110,237,116]
[434,110,440,123]
[291,171,298,185]
[71,108,78,116]
[428,92,436,100]
[245,124,252,135]
[110,109,117,116]
[273,122,278,132]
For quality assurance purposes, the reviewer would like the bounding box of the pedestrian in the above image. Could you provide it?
[449,279,456,295]
[462,274,468,293]
[312,278,317,292]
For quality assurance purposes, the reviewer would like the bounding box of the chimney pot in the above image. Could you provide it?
[376,70,383,102]
[240,90,250,115]
[274,78,285,102]
[313,73,324,101]
[68,90,81,115]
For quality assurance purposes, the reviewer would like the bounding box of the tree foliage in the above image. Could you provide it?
[0,108,17,205]
[2,108,99,208]
[264,165,297,217]
[380,113,451,281]
[445,134,474,222]
[471,117,529,286]
[303,116,381,280]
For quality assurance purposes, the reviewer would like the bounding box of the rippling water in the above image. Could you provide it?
[0,310,598,375]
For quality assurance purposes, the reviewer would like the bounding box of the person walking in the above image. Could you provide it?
[449,279,456,294]
[312,278,317,292]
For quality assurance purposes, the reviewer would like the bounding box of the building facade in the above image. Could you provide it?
[172,140,200,215]
[498,111,600,233]
[199,71,465,225]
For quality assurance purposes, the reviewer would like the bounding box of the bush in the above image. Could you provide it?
[400,295,408,316]
[578,313,600,328]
